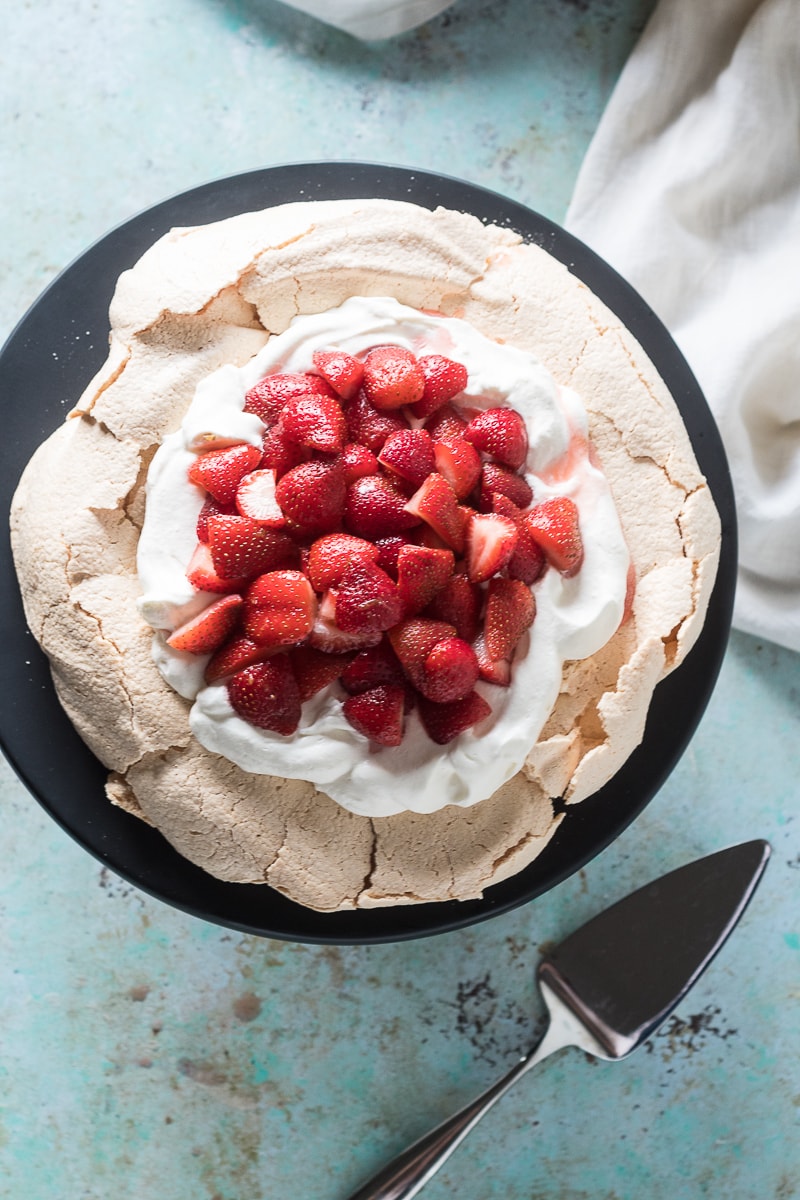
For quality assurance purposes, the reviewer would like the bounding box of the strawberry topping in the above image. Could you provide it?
[342,685,405,747]
[207,513,297,580]
[524,496,584,577]
[463,407,528,471]
[362,345,425,410]
[175,340,592,748]
[167,593,243,655]
[241,570,317,650]
[275,458,346,535]
[409,354,469,419]
[227,656,301,735]
[188,443,263,506]
[312,349,365,401]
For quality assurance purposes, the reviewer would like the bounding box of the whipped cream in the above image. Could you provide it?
[137,297,630,817]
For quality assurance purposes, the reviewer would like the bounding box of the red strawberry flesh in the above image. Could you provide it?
[484,577,536,662]
[275,458,346,535]
[188,443,263,506]
[464,408,528,471]
[344,474,421,540]
[396,544,455,616]
[167,593,243,655]
[417,691,492,745]
[289,644,353,702]
[378,428,436,488]
[312,349,365,401]
[334,561,403,634]
[404,473,467,554]
[244,372,335,424]
[242,569,317,649]
[421,636,480,703]
[524,496,584,576]
[465,512,518,583]
[362,345,425,410]
[342,684,405,747]
[279,393,347,453]
[204,635,272,685]
[207,514,298,580]
[227,656,301,734]
[306,532,379,593]
[409,354,469,419]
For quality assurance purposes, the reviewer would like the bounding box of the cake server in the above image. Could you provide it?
[347,839,770,1200]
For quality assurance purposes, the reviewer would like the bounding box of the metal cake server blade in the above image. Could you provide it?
[347,839,770,1200]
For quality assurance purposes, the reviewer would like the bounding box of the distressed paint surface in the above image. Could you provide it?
[2,2,799,1198]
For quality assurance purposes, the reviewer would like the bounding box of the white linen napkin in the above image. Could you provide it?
[275,0,453,39]
[565,0,800,654]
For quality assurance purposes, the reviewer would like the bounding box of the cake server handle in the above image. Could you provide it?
[346,1022,567,1200]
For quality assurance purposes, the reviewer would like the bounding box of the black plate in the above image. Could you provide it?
[0,163,736,945]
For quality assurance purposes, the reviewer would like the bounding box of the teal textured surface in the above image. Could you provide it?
[2,2,798,1198]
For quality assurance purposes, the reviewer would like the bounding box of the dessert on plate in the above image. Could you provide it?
[10,198,721,912]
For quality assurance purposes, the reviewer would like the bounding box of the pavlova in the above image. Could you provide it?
[10,198,721,911]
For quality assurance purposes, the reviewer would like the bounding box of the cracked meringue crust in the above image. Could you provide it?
[9,198,721,912]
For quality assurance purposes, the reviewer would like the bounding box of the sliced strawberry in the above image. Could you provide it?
[342,685,405,747]
[414,523,451,552]
[479,462,533,510]
[306,532,379,593]
[235,469,286,527]
[188,443,263,506]
[484,578,536,662]
[340,638,407,695]
[312,348,365,401]
[260,423,313,479]
[433,438,482,499]
[489,492,524,523]
[524,496,584,576]
[186,542,249,594]
[244,372,335,424]
[308,591,384,653]
[417,691,492,745]
[204,635,272,685]
[333,561,403,634]
[242,570,317,649]
[196,495,237,543]
[362,345,425,410]
[289,644,353,702]
[421,636,479,703]
[343,389,410,452]
[227,655,301,735]
[474,633,511,686]
[408,354,469,419]
[396,544,455,616]
[507,523,546,585]
[424,574,483,643]
[423,403,467,445]
[374,534,413,579]
[279,393,347,453]
[378,429,436,488]
[387,618,456,691]
[344,474,421,540]
[342,442,379,484]
[207,514,298,580]
[465,513,518,583]
[463,408,528,471]
[404,473,467,554]
[166,594,243,655]
[275,458,346,536]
